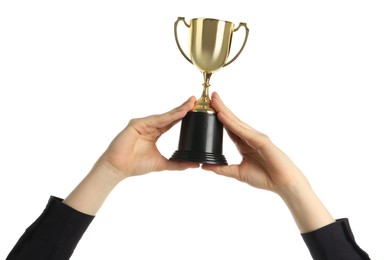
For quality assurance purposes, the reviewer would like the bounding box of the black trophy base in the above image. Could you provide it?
[170,111,227,165]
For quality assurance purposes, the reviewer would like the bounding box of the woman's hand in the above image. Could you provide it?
[64,97,199,215]
[100,96,199,179]
[202,92,334,232]
[202,92,305,194]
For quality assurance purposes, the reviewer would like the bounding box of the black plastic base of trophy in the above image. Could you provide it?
[170,111,227,165]
[170,150,228,165]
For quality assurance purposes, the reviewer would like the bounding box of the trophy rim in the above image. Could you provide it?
[190,17,234,26]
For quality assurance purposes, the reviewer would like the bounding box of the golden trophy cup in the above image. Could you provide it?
[170,17,249,165]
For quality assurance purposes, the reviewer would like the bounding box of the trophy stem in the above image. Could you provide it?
[193,72,214,113]
[203,72,212,86]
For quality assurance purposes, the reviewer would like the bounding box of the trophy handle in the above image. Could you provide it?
[223,22,249,67]
[174,17,193,64]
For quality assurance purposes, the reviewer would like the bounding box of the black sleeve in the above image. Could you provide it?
[6,196,94,260]
[301,218,370,260]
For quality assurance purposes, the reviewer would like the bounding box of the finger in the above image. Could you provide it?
[211,92,254,131]
[210,92,254,133]
[127,96,195,136]
[160,159,200,171]
[210,92,238,121]
[225,128,241,146]
[159,96,196,124]
[202,164,241,181]
[157,117,183,135]
[147,96,196,129]
[211,92,269,150]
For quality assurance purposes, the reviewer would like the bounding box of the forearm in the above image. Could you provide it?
[63,159,125,216]
[278,177,335,233]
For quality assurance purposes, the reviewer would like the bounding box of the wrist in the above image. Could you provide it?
[277,176,334,233]
[63,159,126,216]
[277,175,310,201]
[92,158,127,184]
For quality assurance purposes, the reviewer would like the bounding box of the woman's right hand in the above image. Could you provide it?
[203,92,334,233]
[202,92,307,195]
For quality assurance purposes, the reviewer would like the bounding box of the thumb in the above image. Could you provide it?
[160,159,200,172]
[202,164,241,181]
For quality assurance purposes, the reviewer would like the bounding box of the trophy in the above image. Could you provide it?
[170,17,249,165]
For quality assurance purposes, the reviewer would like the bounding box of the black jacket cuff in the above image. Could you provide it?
[6,196,94,260]
[28,196,94,250]
[301,218,370,260]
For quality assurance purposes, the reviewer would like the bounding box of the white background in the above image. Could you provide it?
[1,1,389,259]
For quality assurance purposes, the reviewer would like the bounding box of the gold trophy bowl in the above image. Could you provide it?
[170,17,249,165]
